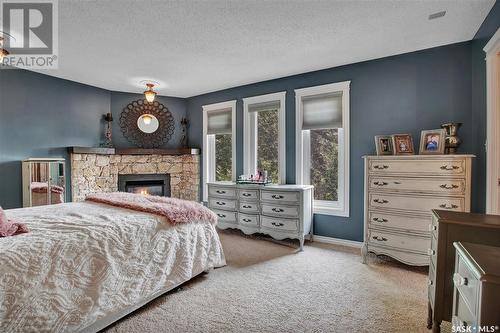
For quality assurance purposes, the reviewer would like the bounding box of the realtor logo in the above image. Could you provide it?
[1,0,58,69]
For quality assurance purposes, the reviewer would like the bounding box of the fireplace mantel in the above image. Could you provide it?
[68,147,200,155]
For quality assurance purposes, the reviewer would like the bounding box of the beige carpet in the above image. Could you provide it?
[102,230,448,333]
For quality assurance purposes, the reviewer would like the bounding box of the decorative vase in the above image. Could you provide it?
[441,122,462,154]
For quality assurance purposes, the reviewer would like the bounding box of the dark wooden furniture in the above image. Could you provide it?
[451,242,500,330]
[428,210,500,332]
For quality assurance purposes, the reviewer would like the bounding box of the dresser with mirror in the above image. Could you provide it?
[22,158,66,207]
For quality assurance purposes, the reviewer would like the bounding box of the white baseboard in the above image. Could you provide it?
[309,235,363,249]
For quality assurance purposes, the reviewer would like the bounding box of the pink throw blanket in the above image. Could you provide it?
[0,207,29,237]
[86,192,217,225]
[31,182,64,194]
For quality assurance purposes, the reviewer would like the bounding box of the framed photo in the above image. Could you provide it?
[392,134,415,155]
[419,129,446,154]
[374,135,394,155]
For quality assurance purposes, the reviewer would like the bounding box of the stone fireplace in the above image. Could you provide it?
[118,174,171,197]
[70,148,199,202]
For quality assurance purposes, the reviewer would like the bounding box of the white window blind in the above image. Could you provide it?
[248,100,281,113]
[207,109,232,135]
[302,92,343,130]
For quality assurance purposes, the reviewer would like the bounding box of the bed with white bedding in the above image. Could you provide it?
[0,201,226,333]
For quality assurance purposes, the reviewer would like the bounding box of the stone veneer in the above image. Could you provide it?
[70,153,200,202]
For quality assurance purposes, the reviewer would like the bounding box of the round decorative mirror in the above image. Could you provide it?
[137,114,159,133]
[120,99,175,148]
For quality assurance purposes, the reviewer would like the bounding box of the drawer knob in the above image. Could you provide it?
[242,205,252,209]
[272,195,284,199]
[242,193,251,197]
[440,165,459,171]
[216,201,226,206]
[242,218,252,223]
[439,184,459,189]
[372,236,387,241]
[373,217,388,223]
[272,208,285,212]
[453,273,468,286]
[427,249,436,256]
[216,190,226,194]
[439,203,458,209]
[217,213,226,218]
[428,279,433,286]
[271,222,284,227]
[428,224,437,231]
[373,181,388,186]
[373,198,389,204]
[373,164,389,170]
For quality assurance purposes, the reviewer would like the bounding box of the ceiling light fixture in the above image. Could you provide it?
[0,36,9,63]
[144,83,157,103]
[428,11,446,20]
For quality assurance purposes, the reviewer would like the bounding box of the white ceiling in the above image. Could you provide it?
[33,0,495,98]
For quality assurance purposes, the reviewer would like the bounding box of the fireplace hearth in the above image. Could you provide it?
[118,174,171,197]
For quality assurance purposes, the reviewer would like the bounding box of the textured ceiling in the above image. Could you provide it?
[32,0,495,97]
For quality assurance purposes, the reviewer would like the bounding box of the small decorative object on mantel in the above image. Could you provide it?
[374,135,394,155]
[180,117,189,148]
[100,113,114,148]
[120,99,174,148]
[441,122,462,154]
[392,134,414,155]
[419,129,446,154]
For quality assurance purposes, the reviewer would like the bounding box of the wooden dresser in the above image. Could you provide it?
[207,182,313,250]
[428,211,500,333]
[362,155,474,266]
[451,242,500,331]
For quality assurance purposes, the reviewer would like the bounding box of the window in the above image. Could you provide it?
[202,100,236,201]
[295,81,350,216]
[243,92,286,184]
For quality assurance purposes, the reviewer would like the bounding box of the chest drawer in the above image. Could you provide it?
[429,235,437,267]
[238,213,259,227]
[239,201,259,214]
[238,189,259,201]
[261,216,298,232]
[369,176,465,195]
[452,292,476,329]
[454,256,479,317]
[208,198,237,211]
[369,193,464,214]
[212,209,237,224]
[261,190,299,203]
[368,159,465,176]
[261,203,300,218]
[368,230,430,254]
[368,211,430,233]
[208,186,237,198]
[429,262,436,306]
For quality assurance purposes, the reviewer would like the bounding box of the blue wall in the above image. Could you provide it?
[187,41,475,242]
[0,70,187,209]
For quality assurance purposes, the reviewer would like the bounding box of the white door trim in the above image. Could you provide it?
[485,28,500,214]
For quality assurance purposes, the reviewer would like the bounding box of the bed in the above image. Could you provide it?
[0,201,226,333]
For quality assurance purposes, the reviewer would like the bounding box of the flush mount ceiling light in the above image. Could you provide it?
[0,32,14,63]
[428,10,446,20]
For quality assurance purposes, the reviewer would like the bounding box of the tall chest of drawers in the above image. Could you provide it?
[361,155,474,266]
[207,182,313,250]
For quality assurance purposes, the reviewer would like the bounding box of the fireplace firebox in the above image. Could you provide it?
[118,174,171,197]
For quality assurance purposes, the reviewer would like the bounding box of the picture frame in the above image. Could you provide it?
[374,135,394,155]
[419,129,446,154]
[392,134,415,155]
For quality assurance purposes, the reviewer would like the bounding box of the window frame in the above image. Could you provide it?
[295,81,350,217]
[243,91,286,184]
[202,100,237,202]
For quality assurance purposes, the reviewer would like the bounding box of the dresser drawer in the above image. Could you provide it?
[238,213,259,228]
[369,176,465,195]
[368,230,430,254]
[369,193,464,214]
[212,209,237,224]
[368,159,465,176]
[208,186,237,198]
[368,211,430,233]
[452,292,476,329]
[261,190,299,203]
[261,203,300,218]
[208,198,237,211]
[238,189,259,201]
[429,235,437,267]
[454,256,479,317]
[239,201,259,214]
[429,262,436,306]
[261,216,298,232]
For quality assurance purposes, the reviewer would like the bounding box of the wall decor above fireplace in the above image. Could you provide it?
[120,99,175,148]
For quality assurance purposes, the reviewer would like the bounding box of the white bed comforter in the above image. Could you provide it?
[0,202,226,333]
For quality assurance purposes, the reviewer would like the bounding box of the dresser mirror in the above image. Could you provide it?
[22,158,66,207]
